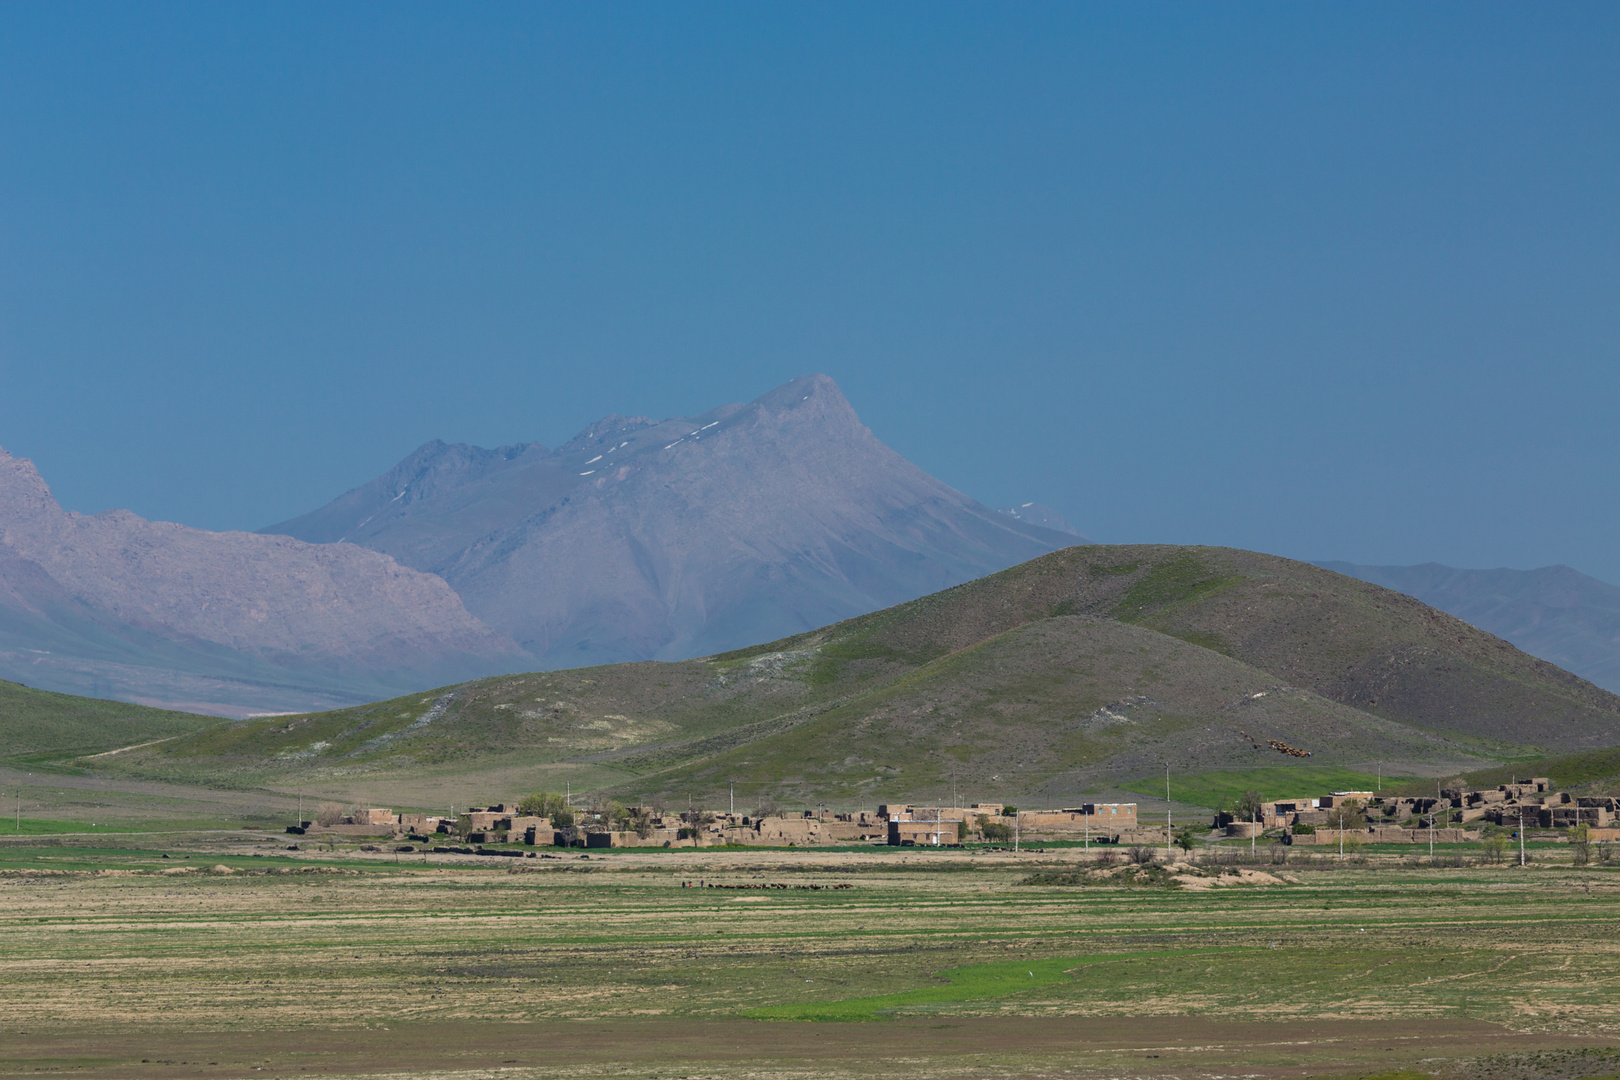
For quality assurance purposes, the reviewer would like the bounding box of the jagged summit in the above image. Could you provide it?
[266,374,1084,667]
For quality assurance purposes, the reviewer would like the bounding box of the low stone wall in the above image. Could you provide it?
[1291,827,1478,845]
[301,824,398,837]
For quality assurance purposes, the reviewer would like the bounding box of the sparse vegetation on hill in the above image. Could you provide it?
[86,545,1620,808]
[1445,746,1620,796]
[0,679,217,765]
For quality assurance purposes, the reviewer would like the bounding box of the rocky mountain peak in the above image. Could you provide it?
[0,445,63,526]
[266,374,1086,667]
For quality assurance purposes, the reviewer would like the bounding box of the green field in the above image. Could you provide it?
[0,815,171,836]
[744,949,1247,1021]
[1125,765,1417,810]
[1,831,1618,1079]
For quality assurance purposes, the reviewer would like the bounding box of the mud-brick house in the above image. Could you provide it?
[1022,805,1139,834]
[354,808,399,827]
[886,809,964,846]
[397,813,440,832]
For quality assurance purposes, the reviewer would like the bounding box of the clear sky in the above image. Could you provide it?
[2,6,1617,580]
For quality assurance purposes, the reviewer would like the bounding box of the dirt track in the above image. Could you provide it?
[6,1016,1612,1080]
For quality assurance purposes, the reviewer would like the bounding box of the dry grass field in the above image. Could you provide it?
[2,837,1619,1080]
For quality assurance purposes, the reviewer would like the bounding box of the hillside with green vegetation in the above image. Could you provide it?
[91,546,1620,809]
[1121,765,1411,810]
[1432,745,1620,796]
[0,678,219,766]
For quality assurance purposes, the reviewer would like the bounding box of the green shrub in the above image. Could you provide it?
[1292,823,1316,835]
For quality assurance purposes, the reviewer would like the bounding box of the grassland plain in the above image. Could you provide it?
[1,835,1619,1080]
[87,545,1620,811]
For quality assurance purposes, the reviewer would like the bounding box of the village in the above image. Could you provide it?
[290,776,1619,850]
[1232,777,1620,846]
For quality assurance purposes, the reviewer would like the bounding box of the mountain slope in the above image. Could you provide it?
[102,545,1620,807]
[0,447,524,717]
[1320,562,1620,695]
[0,678,217,761]
[264,375,1085,668]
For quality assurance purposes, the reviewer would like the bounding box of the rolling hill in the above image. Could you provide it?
[97,546,1620,809]
[0,677,217,764]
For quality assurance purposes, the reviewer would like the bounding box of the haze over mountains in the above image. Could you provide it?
[0,447,521,716]
[0,376,1080,715]
[265,375,1081,669]
[1321,562,1620,695]
[11,366,1618,735]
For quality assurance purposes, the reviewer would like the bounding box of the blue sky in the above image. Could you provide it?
[2,5,1617,580]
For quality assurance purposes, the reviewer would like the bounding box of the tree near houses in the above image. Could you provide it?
[1570,823,1592,866]
[679,808,715,845]
[517,791,572,824]
[1235,788,1264,854]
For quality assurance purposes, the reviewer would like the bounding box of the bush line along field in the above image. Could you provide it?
[84,545,1620,811]
[2,836,1619,1080]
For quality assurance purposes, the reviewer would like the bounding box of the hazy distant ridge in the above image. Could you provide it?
[0,446,522,716]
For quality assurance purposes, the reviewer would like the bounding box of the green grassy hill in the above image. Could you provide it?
[739,544,1620,751]
[1418,746,1620,796]
[0,678,219,766]
[92,545,1620,809]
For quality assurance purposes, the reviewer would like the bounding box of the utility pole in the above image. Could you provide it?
[1165,764,1175,860]
[729,781,735,819]
[1013,810,1020,853]
[1519,805,1526,867]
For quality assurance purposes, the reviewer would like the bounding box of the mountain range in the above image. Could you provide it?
[0,446,522,716]
[0,376,1079,715]
[1320,562,1620,695]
